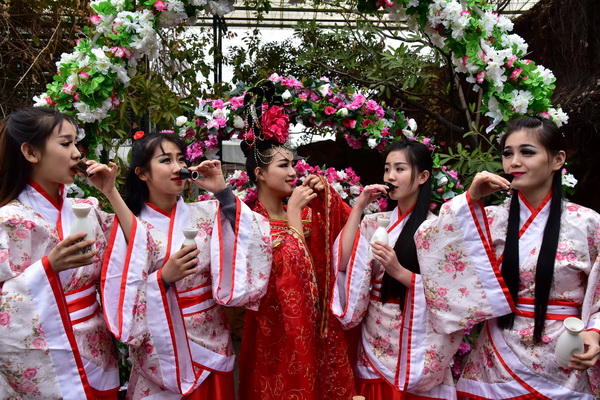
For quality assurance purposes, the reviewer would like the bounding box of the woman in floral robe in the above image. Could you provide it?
[0,108,134,399]
[236,89,356,399]
[101,132,271,399]
[331,140,459,399]
[417,116,600,399]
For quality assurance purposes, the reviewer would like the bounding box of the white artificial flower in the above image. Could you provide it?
[350,185,361,195]
[533,65,556,86]
[437,176,449,187]
[233,115,245,129]
[318,84,330,98]
[562,173,578,188]
[337,107,349,117]
[548,107,569,127]
[231,170,243,180]
[502,34,528,56]
[175,116,188,126]
[485,96,503,133]
[32,93,51,107]
[212,108,225,119]
[281,90,292,100]
[407,118,417,131]
[367,138,378,149]
[509,89,533,115]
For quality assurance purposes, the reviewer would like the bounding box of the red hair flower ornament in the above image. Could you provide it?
[133,130,145,140]
[261,105,290,144]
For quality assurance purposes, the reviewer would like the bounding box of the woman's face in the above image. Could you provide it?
[502,129,565,201]
[29,121,82,186]
[256,147,297,198]
[384,149,425,206]
[138,140,188,198]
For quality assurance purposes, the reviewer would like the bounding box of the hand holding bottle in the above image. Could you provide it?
[162,245,200,285]
[47,233,98,272]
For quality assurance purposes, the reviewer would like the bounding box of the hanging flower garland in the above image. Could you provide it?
[175,74,417,160]
[33,0,233,133]
[379,0,567,133]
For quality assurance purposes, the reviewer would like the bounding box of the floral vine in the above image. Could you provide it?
[380,0,567,133]
[33,0,232,134]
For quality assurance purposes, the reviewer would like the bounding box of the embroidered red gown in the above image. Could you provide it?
[238,182,357,399]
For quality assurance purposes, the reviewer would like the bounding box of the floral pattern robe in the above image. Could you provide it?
[0,183,120,399]
[331,207,459,399]
[238,181,356,400]
[102,196,271,399]
[417,191,600,399]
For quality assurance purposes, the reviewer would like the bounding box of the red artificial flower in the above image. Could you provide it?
[261,106,290,144]
[133,131,145,140]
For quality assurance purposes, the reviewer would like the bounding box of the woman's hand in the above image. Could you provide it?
[468,171,511,201]
[287,185,317,214]
[47,233,98,272]
[188,160,227,194]
[370,241,411,287]
[354,184,389,212]
[161,245,200,285]
[569,330,600,370]
[85,160,119,196]
[302,174,325,193]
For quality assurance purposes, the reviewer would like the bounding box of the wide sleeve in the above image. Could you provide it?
[331,215,376,329]
[0,211,97,399]
[400,273,462,394]
[579,212,600,396]
[417,192,514,335]
[100,218,197,394]
[210,197,272,310]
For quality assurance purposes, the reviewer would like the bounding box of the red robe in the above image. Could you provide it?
[238,181,356,399]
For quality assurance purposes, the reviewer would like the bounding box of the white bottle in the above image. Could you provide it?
[555,316,585,368]
[369,216,390,259]
[70,203,96,254]
[181,227,199,249]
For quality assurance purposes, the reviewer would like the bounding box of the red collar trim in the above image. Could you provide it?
[28,180,63,210]
[146,202,174,217]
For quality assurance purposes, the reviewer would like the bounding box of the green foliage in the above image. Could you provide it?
[438,140,503,189]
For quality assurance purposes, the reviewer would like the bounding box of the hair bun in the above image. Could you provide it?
[240,140,253,157]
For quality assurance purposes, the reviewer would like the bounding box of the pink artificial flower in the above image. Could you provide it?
[77,72,90,80]
[110,46,127,58]
[361,119,373,128]
[462,56,469,65]
[212,99,224,109]
[230,96,244,110]
[45,96,57,106]
[461,10,470,16]
[506,55,517,68]
[344,133,362,149]
[342,119,357,129]
[61,84,77,95]
[261,106,290,143]
[90,15,102,25]
[324,106,336,115]
[154,0,168,12]
[510,68,523,81]
[476,71,485,84]
[523,59,533,65]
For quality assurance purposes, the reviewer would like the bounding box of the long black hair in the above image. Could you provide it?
[497,116,565,342]
[0,107,78,206]
[380,139,433,305]
[123,132,187,215]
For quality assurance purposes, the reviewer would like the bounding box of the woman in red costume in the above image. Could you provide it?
[237,82,356,399]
